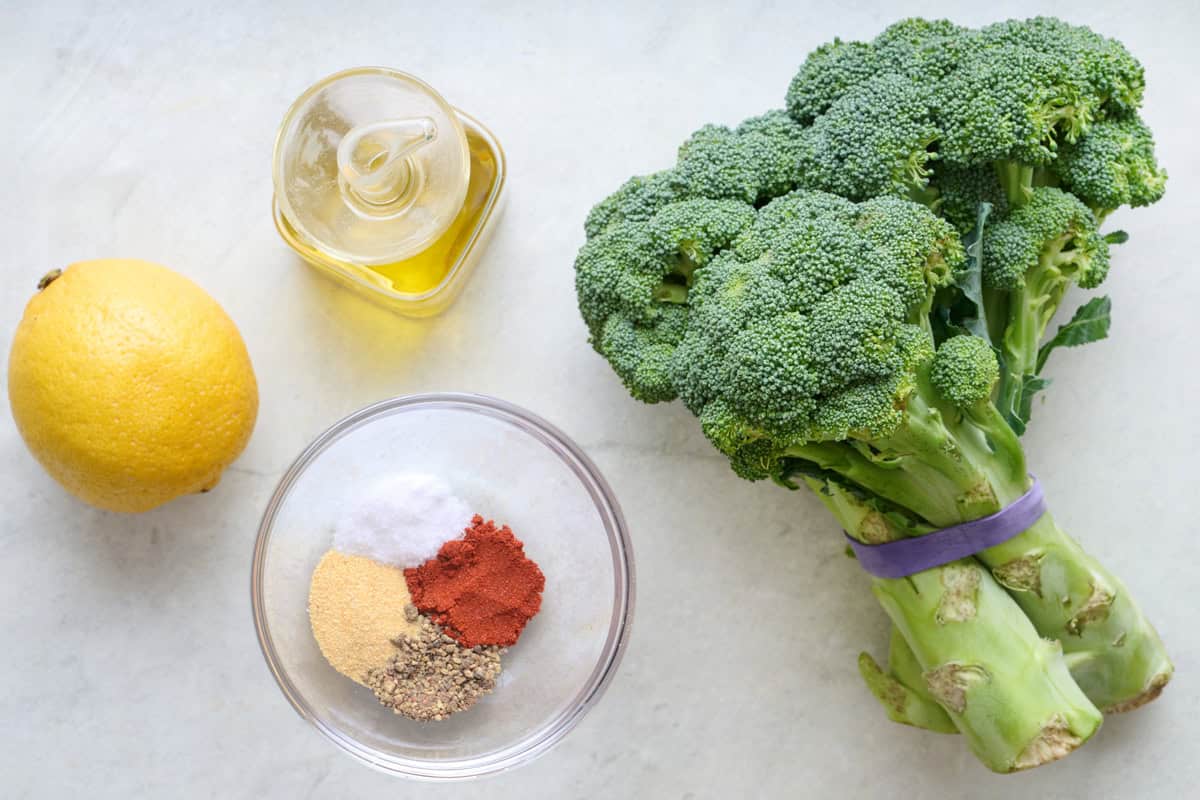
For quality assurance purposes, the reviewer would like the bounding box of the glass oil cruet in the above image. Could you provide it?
[272,67,505,316]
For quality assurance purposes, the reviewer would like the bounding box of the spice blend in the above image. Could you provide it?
[405,515,545,648]
[308,476,544,723]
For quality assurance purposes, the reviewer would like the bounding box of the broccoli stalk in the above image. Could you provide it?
[858,625,958,734]
[786,353,1103,772]
[853,482,1173,723]
[821,336,1172,718]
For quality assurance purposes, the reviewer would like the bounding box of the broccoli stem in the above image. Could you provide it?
[651,284,689,304]
[806,476,1102,771]
[816,401,1174,713]
[977,511,1174,711]
[993,233,1080,433]
[879,506,1174,714]
[883,625,955,730]
[788,367,1024,527]
[796,360,1173,714]
[995,162,1035,208]
[993,162,1059,208]
[858,636,961,735]
[983,289,1010,347]
[873,561,1101,771]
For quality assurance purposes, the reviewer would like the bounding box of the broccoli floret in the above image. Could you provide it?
[934,18,1147,207]
[783,17,1153,220]
[870,18,978,81]
[734,110,811,200]
[676,125,761,204]
[1056,114,1167,217]
[979,17,1145,115]
[931,335,1000,407]
[675,112,809,205]
[579,188,1010,522]
[797,74,939,201]
[583,170,686,239]
[980,188,1110,428]
[935,45,1089,172]
[735,108,803,138]
[575,198,756,400]
[983,187,1109,293]
[785,39,879,124]
[931,162,1010,234]
[596,308,687,403]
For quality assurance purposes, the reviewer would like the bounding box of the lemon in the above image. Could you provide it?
[7,259,259,512]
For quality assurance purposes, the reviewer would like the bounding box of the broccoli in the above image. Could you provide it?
[575,197,756,402]
[577,15,1173,770]
[978,16,1145,116]
[577,190,1115,771]
[870,18,978,80]
[785,19,975,124]
[930,334,1000,408]
[785,39,879,124]
[937,17,1145,206]
[776,17,1164,439]
[932,162,1009,235]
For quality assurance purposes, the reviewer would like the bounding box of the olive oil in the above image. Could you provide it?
[367,126,500,295]
[272,68,505,317]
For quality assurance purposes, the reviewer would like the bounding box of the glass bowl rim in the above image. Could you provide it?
[250,392,636,780]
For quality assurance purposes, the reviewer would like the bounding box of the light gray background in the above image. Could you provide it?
[2,1,1197,797]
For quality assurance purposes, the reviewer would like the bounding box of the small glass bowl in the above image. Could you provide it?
[251,394,634,779]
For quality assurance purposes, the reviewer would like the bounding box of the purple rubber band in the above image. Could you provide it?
[845,477,1046,579]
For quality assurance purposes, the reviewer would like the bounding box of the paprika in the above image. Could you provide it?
[405,515,545,647]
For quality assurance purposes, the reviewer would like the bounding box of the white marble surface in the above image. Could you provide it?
[2,1,1198,797]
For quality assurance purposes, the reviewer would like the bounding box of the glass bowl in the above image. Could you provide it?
[251,394,634,779]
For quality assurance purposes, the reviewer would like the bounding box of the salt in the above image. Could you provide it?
[333,472,471,568]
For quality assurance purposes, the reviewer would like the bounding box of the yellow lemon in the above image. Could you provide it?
[7,259,259,512]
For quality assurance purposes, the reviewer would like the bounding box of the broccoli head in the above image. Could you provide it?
[785,39,879,124]
[979,188,1110,432]
[979,17,1145,116]
[870,18,978,81]
[931,162,1010,235]
[576,188,1025,521]
[784,17,1151,212]
[583,170,685,239]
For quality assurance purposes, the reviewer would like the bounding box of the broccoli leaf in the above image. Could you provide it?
[1008,374,1051,436]
[1005,297,1109,434]
[932,201,995,347]
[1036,296,1112,373]
[948,202,993,341]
